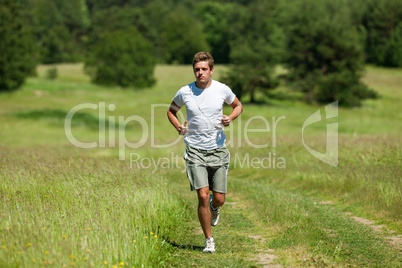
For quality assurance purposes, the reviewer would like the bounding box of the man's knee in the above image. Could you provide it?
[197,187,210,204]
[213,193,225,207]
[217,199,225,207]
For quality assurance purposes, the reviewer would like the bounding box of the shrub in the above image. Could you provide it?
[45,67,58,80]
[85,27,156,88]
[0,0,37,91]
[221,1,281,103]
[279,0,377,106]
[161,6,210,64]
[316,71,378,107]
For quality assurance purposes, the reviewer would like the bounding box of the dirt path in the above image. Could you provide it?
[167,172,401,267]
[166,173,277,267]
[320,200,401,253]
[226,193,283,267]
[345,212,402,253]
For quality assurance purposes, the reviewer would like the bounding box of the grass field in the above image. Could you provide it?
[0,63,401,267]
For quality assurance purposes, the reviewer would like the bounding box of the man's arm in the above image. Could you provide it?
[167,101,188,135]
[222,97,243,127]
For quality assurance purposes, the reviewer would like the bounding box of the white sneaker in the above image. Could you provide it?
[209,194,220,226]
[203,237,215,253]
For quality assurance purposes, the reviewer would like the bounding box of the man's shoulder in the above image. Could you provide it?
[212,80,232,90]
[212,80,227,88]
[178,82,196,92]
[211,80,233,94]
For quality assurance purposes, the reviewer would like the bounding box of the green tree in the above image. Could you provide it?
[28,0,89,63]
[222,1,281,103]
[87,6,138,46]
[40,24,80,63]
[279,0,377,106]
[363,0,402,67]
[86,0,146,14]
[195,2,234,63]
[0,0,37,91]
[161,6,210,64]
[385,23,402,67]
[88,3,171,62]
[140,0,172,61]
[84,28,156,88]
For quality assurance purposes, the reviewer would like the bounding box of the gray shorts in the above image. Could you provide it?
[184,145,230,193]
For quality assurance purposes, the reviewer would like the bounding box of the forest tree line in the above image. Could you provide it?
[1,0,401,106]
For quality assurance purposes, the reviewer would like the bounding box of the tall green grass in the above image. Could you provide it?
[0,63,401,266]
[229,178,401,267]
[0,147,187,267]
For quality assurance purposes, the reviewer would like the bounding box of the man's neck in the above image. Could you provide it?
[196,79,212,89]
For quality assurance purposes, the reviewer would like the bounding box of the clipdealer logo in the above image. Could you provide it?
[302,101,338,167]
[64,101,338,169]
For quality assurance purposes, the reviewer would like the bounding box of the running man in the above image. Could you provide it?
[167,52,243,253]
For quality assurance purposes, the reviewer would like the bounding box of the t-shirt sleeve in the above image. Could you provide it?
[172,89,184,107]
[224,85,236,105]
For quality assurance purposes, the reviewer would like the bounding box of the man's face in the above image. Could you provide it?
[193,61,214,85]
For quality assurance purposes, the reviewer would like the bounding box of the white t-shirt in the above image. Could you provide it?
[173,80,236,150]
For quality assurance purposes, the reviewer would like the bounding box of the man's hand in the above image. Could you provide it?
[178,121,188,135]
[221,115,232,127]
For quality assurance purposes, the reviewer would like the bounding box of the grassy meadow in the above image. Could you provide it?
[0,63,401,267]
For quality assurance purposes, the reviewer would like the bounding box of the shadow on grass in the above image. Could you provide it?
[11,109,128,130]
[163,236,204,252]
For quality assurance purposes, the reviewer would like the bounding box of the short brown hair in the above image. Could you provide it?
[192,52,214,69]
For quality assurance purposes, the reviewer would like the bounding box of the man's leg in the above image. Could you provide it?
[197,186,212,238]
[209,191,225,227]
[211,191,225,209]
